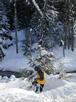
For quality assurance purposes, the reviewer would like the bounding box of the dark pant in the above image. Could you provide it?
[32,81,44,92]
[40,84,44,92]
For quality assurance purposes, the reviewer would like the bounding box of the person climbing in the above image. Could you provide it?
[32,65,46,93]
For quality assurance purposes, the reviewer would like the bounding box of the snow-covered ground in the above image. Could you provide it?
[12,29,25,42]
[0,30,32,71]
[0,45,31,71]
[0,73,76,102]
[1,43,76,73]
[1,30,76,72]
[0,30,76,102]
[53,46,76,72]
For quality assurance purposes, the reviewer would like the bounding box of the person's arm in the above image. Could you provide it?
[28,72,37,80]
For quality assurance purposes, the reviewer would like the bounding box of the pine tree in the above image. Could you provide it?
[0,1,12,49]
[0,1,9,35]
[31,44,55,74]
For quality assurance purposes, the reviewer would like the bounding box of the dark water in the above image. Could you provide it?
[0,70,21,78]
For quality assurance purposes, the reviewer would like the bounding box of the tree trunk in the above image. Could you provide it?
[14,0,18,53]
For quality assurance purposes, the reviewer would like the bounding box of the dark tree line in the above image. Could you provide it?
[0,0,76,55]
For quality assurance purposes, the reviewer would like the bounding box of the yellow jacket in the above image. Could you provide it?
[37,72,46,85]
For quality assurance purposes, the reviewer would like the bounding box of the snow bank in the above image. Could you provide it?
[0,45,32,72]
[53,47,76,72]
[0,74,76,102]
[12,30,25,42]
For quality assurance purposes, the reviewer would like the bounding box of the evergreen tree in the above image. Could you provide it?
[0,1,10,35]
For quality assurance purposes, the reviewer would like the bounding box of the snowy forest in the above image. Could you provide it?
[0,0,76,102]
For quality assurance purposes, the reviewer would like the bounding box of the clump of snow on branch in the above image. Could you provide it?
[31,44,55,74]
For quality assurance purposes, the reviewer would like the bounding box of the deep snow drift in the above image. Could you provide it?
[0,74,76,102]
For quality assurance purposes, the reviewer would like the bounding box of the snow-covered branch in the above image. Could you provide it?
[32,0,43,17]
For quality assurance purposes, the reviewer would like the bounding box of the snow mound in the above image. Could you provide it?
[0,88,41,102]
[0,74,76,102]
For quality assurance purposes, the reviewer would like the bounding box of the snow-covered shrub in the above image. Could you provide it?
[9,75,16,81]
[54,61,66,79]
[20,69,34,78]
[31,44,55,75]
[43,62,55,75]
[2,76,8,82]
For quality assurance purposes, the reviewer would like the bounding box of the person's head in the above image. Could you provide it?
[34,65,41,72]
